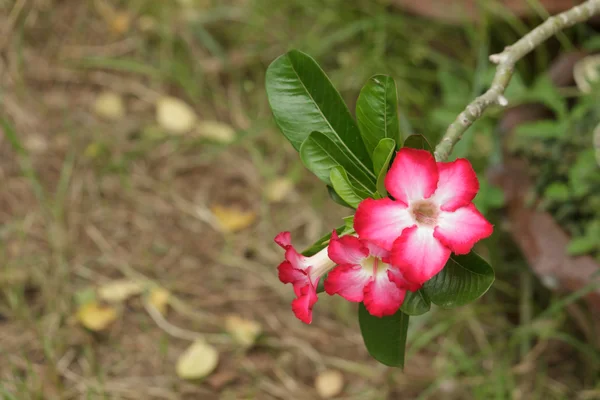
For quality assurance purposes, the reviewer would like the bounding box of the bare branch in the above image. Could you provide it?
[434,0,600,162]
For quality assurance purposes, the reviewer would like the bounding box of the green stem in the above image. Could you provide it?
[434,0,600,162]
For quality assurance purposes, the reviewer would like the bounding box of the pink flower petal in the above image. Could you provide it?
[363,273,406,317]
[274,231,291,248]
[385,148,439,204]
[390,226,451,285]
[354,198,415,251]
[387,267,422,292]
[324,264,372,302]
[434,203,493,254]
[291,283,318,324]
[328,231,369,265]
[430,159,479,211]
[277,261,309,297]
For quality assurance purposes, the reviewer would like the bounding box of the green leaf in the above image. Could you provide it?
[403,134,433,154]
[265,50,373,167]
[423,252,494,308]
[567,235,599,256]
[358,303,409,368]
[302,224,354,257]
[327,185,353,209]
[356,75,400,154]
[301,131,376,192]
[330,166,370,208]
[372,138,396,197]
[400,290,431,316]
[514,120,567,140]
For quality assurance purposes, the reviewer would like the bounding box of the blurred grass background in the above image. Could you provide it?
[1,0,600,399]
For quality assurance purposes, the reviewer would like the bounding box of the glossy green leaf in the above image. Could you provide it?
[358,303,409,368]
[300,131,376,192]
[372,138,396,197]
[403,134,433,154]
[330,166,371,208]
[302,223,354,257]
[356,75,400,154]
[265,50,372,163]
[400,290,431,316]
[423,252,494,308]
[327,185,353,209]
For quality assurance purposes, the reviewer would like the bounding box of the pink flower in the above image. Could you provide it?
[324,231,417,317]
[354,148,493,286]
[275,232,336,324]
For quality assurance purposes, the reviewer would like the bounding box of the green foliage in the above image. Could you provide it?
[356,75,401,154]
[511,83,600,260]
[371,138,396,197]
[423,252,495,308]
[329,166,371,208]
[400,289,431,316]
[358,303,409,368]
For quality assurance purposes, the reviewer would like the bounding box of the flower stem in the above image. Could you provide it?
[434,0,600,162]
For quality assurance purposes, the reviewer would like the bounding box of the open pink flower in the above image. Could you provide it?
[324,231,417,317]
[275,232,336,324]
[354,148,493,286]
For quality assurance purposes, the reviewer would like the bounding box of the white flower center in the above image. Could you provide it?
[409,200,439,227]
[360,256,389,276]
[308,247,336,282]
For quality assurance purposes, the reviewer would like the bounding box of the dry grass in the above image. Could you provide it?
[1,0,599,399]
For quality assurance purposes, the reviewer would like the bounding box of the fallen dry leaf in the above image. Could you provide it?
[98,280,143,303]
[211,205,256,233]
[265,178,294,203]
[94,91,125,120]
[149,287,170,315]
[156,96,197,134]
[315,370,344,399]
[224,315,262,348]
[195,121,236,144]
[76,302,118,331]
[176,340,219,380]
[110,11,131,35]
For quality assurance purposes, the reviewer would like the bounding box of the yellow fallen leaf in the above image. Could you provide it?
[98,280,143,303]
[211,205,256,233]
[224,315,262,348]
[176,340,219,380]
[77,302,118,331]
[94,92,125,120]
[110,11,131,35]
[265,178,293,203]
[149,287,170,315]
[315,370,344,399]
[195,121,236,144]
[156,96,197,134]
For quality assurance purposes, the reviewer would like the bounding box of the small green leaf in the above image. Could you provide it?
[423,252,494,308]
[514,120,567,140]
[330,166,371,208]
[301,131,377,192]
[358,303,409,368]
[356,75,400,154]
[266,50,372,162]
[302,224,354,257]
[400,290,431,316]
[327,186,353,209]
[567,235,599,256]
[372,138,396,197]
[403,134,433,154]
